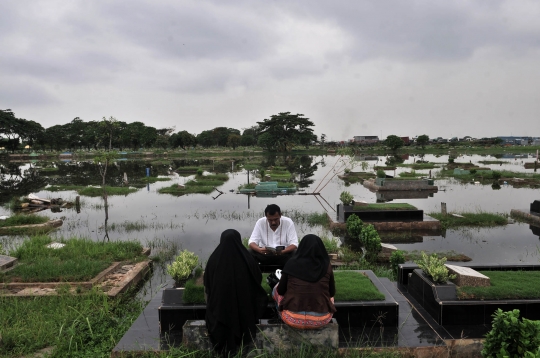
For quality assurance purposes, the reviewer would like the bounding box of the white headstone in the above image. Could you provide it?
[445,264,490,287]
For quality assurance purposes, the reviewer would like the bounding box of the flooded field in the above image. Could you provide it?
[1,152,539,291]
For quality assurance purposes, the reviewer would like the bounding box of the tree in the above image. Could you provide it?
[320,133,327,148]
[227,134,241,149]
[196,130,214,148]
[384,135,404,152]
[99,116,119,151]
[256,112,316,152]
[0,109,24,153]
[416,134,429,149]
[170,130,196,150]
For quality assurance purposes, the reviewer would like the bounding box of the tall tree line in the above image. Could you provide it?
[0,110,317,153]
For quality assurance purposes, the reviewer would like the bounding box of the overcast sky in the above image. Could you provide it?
[2,0,540,141]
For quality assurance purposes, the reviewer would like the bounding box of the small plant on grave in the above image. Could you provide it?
[390,250,405,275]
[376,169,386,178]
[360,224,382,262]
[481,308,540,358]
[196,168,203,176]
[469,169,477,175]
[344,168,351,174]
[448,158,455,164]
[340,191,354,206]
[167,250,199,287]
[346,214,363,240]
[415,251,456,284]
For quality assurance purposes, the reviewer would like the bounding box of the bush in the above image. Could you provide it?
[196,168,203,176]
[482,309,540,358]
[340,191,354,205]
[448,158,455,164]
[346,214,363,240]
[360,224,382,262]
[470,169,477,175]
[492,171,502,180]
[415,251,456,284]
[167,250,199,286]
[390,250,405,275]
[376,169,386,178]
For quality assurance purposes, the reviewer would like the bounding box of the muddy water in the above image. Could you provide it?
[1,153,539,269]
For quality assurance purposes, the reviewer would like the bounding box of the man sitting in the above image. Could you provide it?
[248,204,298,266]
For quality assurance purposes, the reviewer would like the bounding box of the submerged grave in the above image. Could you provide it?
[330,202,441,232]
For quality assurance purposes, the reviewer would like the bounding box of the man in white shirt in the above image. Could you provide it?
[248,204,298,266]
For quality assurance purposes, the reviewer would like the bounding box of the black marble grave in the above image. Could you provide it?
[337,204,424,223]
[398,263,540,325]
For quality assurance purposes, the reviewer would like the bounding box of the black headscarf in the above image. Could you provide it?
[204,229,268,352]
[282,234,330,282]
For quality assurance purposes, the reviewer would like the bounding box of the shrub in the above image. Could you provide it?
[167,250,199,286]
[360,224,382,262]
[492,171,502,180]
[340,191,354,206]
[482,309,540,358]
[196,168,203,176]
[470,169,477,175]
[321,236,339,254]
[0,243,5,255]
[415,251,456,284]
[346,214,363,240]
[390,250,405,275]
[344,168,351,174]
[448,158,455,164]
[376,169,386,178]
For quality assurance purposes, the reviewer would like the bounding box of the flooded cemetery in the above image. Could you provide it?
[1,150,540,355]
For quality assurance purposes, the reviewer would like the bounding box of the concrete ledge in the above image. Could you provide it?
[328,214,441,232]
[510,209,540,226]
[182,319,339,352]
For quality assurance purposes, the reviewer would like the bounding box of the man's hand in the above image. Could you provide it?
[249,242,273,255]
[280,244,297,255]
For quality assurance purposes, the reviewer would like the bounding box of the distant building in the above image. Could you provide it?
[353,136,379,145]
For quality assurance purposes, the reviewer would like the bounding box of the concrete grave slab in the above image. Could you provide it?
[445,265,490,287]
[0,255,18,271]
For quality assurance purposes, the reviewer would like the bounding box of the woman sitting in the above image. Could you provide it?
[272,234,336,329]
[204,229,268,354]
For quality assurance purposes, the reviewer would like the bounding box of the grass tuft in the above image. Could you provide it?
[428,212,508,229]
[77,186,139,197]
[0,214,49,228]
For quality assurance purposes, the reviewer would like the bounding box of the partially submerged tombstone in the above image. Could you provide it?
[531,200,540,214]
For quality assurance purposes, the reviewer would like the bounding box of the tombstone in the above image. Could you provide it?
[0,255,17,271]
[445,264,490,287]
[531,200,540,214]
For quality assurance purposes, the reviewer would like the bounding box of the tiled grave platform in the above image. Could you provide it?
[113,276,487,356]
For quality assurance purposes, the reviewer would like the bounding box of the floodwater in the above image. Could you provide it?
[1,153,539,275]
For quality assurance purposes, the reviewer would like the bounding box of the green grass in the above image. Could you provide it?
[185,270,384,304]
[38,167,59,172]
[321,236,339,254]
[352,203,417,211]
[139,177,171,183]
[306,212,330,227]
[158,174,229,195]
[182,268,205,304]
[77,186,139,197]
[1,236,145,283]
[0,289,145,357]
[333,271,385,301]
[397,171,424,177]
[45,185,85,192]
[397,163,439,169]
[458,271,540,300]
[0,214,49,228]
[428,212,508,229]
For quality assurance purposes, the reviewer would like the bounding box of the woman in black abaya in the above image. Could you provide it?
[204,229,268,354]
[273,234,336,329]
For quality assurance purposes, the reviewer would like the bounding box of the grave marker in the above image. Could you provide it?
[531,200,540,214]
[445,264,490,287]
[0,255,18,271]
